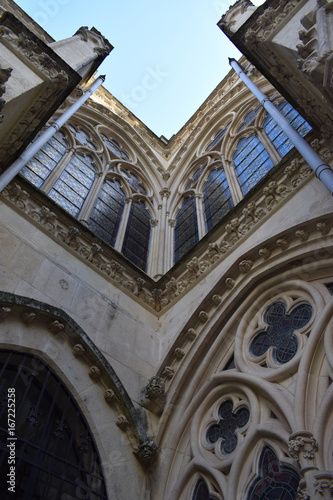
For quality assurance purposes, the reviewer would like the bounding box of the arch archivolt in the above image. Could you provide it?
[0,292,157,471]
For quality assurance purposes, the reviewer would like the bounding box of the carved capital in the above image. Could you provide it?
[289,431,319,468]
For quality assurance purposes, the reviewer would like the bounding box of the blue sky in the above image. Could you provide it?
[16,0,263,139]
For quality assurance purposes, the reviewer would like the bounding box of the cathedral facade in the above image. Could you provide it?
[0,0,333,498]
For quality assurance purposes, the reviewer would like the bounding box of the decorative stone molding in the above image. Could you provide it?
[0,65,12,123]
[314,473,333,496]
[162,366,175,379]
[0,292,157,468]
[276,238,289,250]
[296,229,309,241]
[212,294,222,305]
[185,328,197,341]
[225,278,235,289]
[259,248,271,260]
[74,26,112,57]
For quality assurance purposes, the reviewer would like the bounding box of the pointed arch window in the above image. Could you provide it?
[192,479,214,500]
[101,133,130,160]
[247,446,300,499]
[21,131,68,188]
[264,102,311,157]
[0,350,107,499]
[205,121,231,151]
[122,200,152,272]
[89,178,126,246]
[48,153,96,217]
[233,136,275,195]
[174,196,199,263]
[203,168,233,231]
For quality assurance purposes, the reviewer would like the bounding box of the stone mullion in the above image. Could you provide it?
[41,148,75,194]
[114,197,132,252]
[167,218,176,269]
[78,171,105,225]
[256,127,281,164]
[195,193,206,240]
[147,219,159,277]
[224,157,243,205]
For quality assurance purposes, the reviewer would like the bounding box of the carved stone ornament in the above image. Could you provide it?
[174,348,185,359]
[162,366,175,379]
[314,473,333,496]
[289,431,318,467]
[145,376,165,400]
[135,440,158,469]
[225,278,235,289]
[48,320,64,334]
[116,415,129,430]
[104,389,117,404]
[88,366,101,380]
[0,306,11,320]
[186,328,197,341]
[199,311,209,323]
[239,259,254,273]
[72,344,85,357]
[21,312,37,324]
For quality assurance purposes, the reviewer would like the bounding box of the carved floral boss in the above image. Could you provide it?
[250,301,313,365]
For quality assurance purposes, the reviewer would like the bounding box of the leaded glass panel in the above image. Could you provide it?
[48,154,96,217]
[122,200,151,271]
[250,301,312,364]
[21,132,68,188]
[101,133,129,160]
[264,102,311,158]
[205,122,230,151]
[203,168,233,231]
[121,169,147,194]
[0,350,107,499]
[206,399,250,455]
[192,479,214,500]
[233,136,274,195]
[247,447,300,500]
[174,197,199,263]
[89,178,126,246]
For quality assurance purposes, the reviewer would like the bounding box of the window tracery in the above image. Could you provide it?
[101,132,130,160]
[250,301,313,365]
[206,398,250,455]
[203,168,233,231]
[247,447,300,500]
[192,479,215,500]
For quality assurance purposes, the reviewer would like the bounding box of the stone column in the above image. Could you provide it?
[114,197,132,252]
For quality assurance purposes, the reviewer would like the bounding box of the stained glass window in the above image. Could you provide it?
[48,154,96,217]
[192,479,214,500]
[21,131,68,188]
[67,123,97,150]
[237,107,261,133]
[0,350,107,499]
[206,399,250,455]
[121,169,147,194]
[89,178,126,247]
[203,168,233,231]
[174,196,199,263]
[122,200,151,271]
[184,166,206,190]
[101,133,129,160]
[205,122,231,151]
[250,301,312,364]
[264,102,311,157]
[247,446,300,500]
[233,136,275,195]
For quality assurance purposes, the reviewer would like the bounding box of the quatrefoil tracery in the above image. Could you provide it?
[206,399,250,455]
[250,300,312,365]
